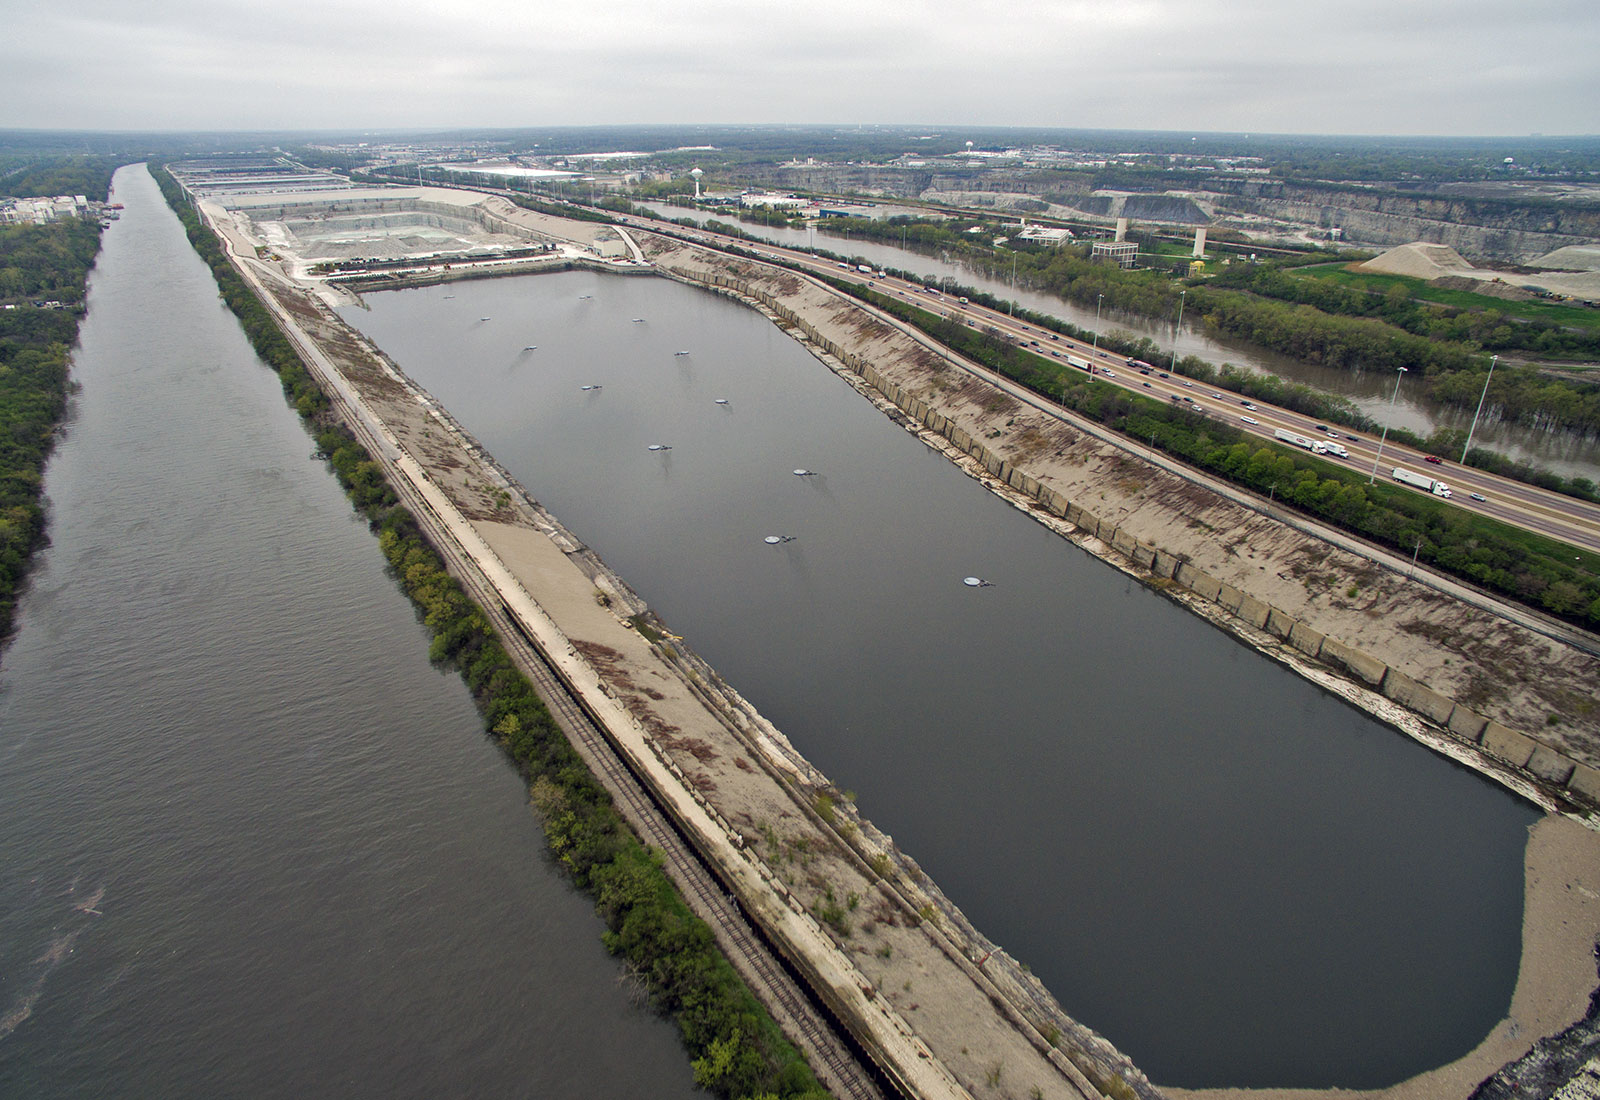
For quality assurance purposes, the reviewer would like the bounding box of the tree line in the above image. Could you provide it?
[0,154,120,203]
[154,165,829,1100]
[0,213,108,652]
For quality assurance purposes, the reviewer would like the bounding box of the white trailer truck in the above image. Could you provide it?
[1392,467,1452,498]
[1274,428,1328,454]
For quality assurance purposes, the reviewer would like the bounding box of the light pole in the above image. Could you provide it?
[1460,353,1498,463]
[1091,293,1104,356]
[1170,289,1186,370]
[1009,251,1017,317]
[1369,366,1408,484]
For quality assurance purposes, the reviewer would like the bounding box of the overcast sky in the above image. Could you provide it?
[5,0,1595,137]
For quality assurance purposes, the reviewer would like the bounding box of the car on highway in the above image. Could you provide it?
[1050,334,1059,341]
[1210,392,1223,399]
[1241,401,1258,410]
[1241,415,1260,425]
[1182,381,1193,388]
[1347,434,1360,441]
[1315,425,1332,434]
[1425,455,1444,465]
[1470,492,1487,502]
[1143,382,1152,388]
[1101,369,1117,378]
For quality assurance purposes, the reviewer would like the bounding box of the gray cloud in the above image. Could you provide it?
[2,0,1595,134]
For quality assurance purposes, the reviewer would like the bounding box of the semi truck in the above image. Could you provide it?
[1066,354,1092,372]
[1322,440,1349,458]
[1392,467,1452,498]
[1274,428,1328,454]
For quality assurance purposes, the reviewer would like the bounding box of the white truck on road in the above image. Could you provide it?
[1322,440,1349,458]
[1066,354,1092,372]
[1392,467,1452,498]
[1274,428,1328,454]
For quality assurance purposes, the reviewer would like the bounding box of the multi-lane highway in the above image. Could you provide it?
[614,209,1600,555]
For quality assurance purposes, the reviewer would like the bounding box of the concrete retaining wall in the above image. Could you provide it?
[667,262,1596,812]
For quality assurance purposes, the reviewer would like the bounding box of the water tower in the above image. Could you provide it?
[691,167,703,199]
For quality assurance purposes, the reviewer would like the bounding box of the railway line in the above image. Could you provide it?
[296,294,889,1100]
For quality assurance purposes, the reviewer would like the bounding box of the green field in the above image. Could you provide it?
[1294,262,1600,334]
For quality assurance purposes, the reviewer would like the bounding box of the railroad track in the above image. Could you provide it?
[476,587,888,1100]
[311,369,887,1100]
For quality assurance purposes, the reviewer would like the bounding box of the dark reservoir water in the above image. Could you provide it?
[341,270,1541,1090]
[636,202,1600,480]
[0,166,703,1099]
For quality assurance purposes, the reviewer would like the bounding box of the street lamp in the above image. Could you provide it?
[1170,289,1186,370]
[1091,293,1104,356]
[1460,354,1498,463]
[1368,366,1408,484]
[1009,251,1017,317]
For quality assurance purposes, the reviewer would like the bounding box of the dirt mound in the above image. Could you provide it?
[1359,241,1473,279]
[1531,244,1600,272]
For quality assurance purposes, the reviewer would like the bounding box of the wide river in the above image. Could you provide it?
[339,264,1540,1089]
[0,166,704,1098]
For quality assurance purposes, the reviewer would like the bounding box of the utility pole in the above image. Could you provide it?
[1170,289,1186,370]
[1461,354,1498,463]
[1091,293,1104,357]
[1369,367,1408,484]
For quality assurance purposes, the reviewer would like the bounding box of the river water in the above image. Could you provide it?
[0,166,703,1099]
[636,202,1600,480]
[340,269,1540,1090]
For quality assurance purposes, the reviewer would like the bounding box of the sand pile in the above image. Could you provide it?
[1531,244,1600,272]
[1358,241,1473,279]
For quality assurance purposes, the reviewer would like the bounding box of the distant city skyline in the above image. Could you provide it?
[5,0,1596,137]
